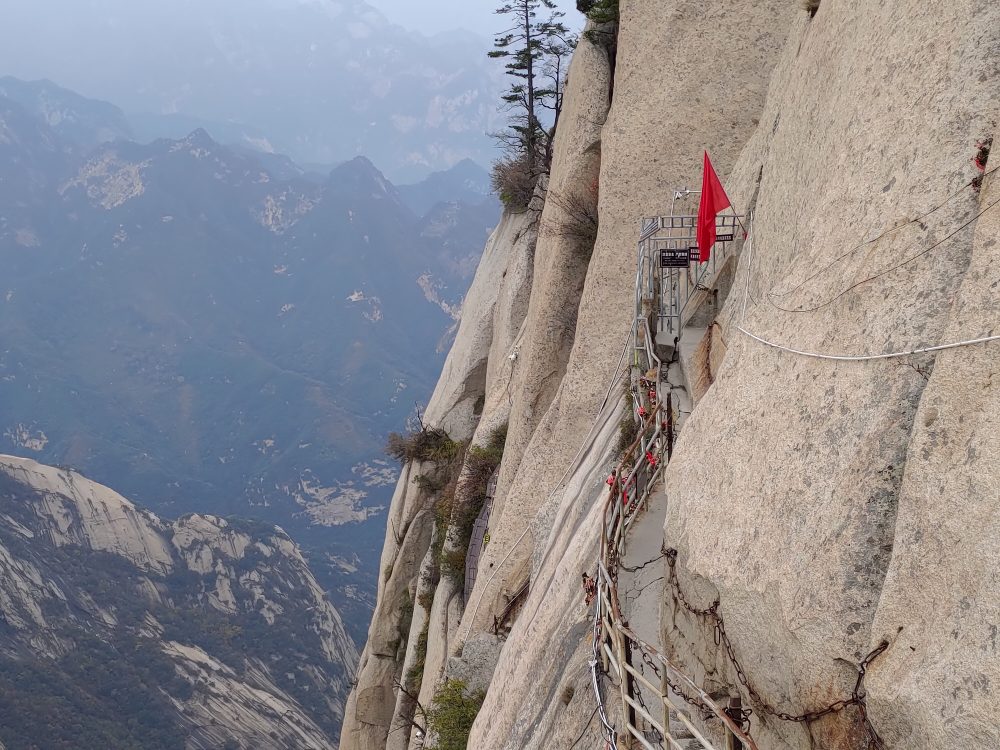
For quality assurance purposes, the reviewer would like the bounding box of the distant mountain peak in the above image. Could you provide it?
[0,76,132,150]
[177,127,217,150]
[397,158,497,218]
[341,154,378,171]
[450,157,486,171]
[327,155,399,200]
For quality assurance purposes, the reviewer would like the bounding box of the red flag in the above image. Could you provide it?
[697,151,732,263]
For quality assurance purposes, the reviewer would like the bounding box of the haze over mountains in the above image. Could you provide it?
[0,75,500,641]
[0,0,506,181]
[0,0,516,742]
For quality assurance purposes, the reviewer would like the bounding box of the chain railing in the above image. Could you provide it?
[591,318,757,750]
[590,207,891,750]
[665,550,889,749]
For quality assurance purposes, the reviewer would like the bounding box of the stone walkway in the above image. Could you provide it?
[618,488,702,750]
[615,340,703,749]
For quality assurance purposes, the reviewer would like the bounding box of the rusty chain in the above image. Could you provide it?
[663,672,716,722]
[664,547,720,618]
[633,636,716,722]
[599,392,765,747]
[854,644,889,750]
[729,703,754,735]
[665,548,889,747]
[628,667,667,749]
[639,644,661,678]
[599,322,894,749]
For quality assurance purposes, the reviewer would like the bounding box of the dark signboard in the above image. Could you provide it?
[660,248,690,268]
[716,233,734,242]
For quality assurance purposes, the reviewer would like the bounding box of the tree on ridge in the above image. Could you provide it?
[489,0,576,207]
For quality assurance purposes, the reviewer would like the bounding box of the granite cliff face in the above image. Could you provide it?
[0,454,357,749]
[343,2,1000,749]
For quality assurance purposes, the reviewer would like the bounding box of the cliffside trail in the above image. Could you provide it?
[342,2,1000,749]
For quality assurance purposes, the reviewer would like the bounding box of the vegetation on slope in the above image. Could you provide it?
[382,420,508,744]
[427,679,487,750]
[489,0,577,207]
[440,423,508,586]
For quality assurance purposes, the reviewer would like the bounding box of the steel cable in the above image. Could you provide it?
[766,191,1000,314]
[767,164,999,302]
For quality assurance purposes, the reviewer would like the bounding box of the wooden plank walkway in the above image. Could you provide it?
[464,469,500,605]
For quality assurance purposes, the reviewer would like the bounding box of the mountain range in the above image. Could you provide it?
[0,76,500,643]
[0,454,356,748]
[0,0,506,181]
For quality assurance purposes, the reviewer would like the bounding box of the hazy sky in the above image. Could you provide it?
[366,0,583,37]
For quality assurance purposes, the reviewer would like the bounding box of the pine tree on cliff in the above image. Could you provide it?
[489,0,575,206]
[578,0,618,23]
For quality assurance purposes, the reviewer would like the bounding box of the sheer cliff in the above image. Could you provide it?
[342,2,1000,749]
[0,454,357,749]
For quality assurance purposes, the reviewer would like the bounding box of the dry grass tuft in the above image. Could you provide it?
[491,153,539,209]
[544,176,600,256]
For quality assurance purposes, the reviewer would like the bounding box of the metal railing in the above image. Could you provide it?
[635,189,743,340]
[591,317,756,750]
[465,468,501,605]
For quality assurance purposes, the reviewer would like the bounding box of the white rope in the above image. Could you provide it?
[738,229,1000,361]
[590,581,618,745]
[737,326,1000,362]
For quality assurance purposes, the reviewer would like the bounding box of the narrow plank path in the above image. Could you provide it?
[616,354,700,749]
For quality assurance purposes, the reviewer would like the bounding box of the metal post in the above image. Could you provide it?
[623,636,637,732]
[724,696,745,750]
[661,670,671,740]
[666,394,674,461]
[601,586,610,673]
[615,629,633,749]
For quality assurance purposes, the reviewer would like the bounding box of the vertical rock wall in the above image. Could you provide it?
[465,0,794,746]
[343,1,1000,748]
[662,2,1000,749]
[339,205,539,750]
[866,159,1000,748]
[461,0,794,645]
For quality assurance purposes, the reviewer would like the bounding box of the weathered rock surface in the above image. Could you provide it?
[425,207,540,439]
[0,454,357,749]
[339,205,540,750]
[490,30,611,527]
[866,166,1000,748]
[0,454,175,573]
[346,1,1000,749]
[662,2,1000,748]
[462,0,794,645]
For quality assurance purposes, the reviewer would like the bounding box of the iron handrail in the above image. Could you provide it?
[636,207,743,339]
[591,315,758,750]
